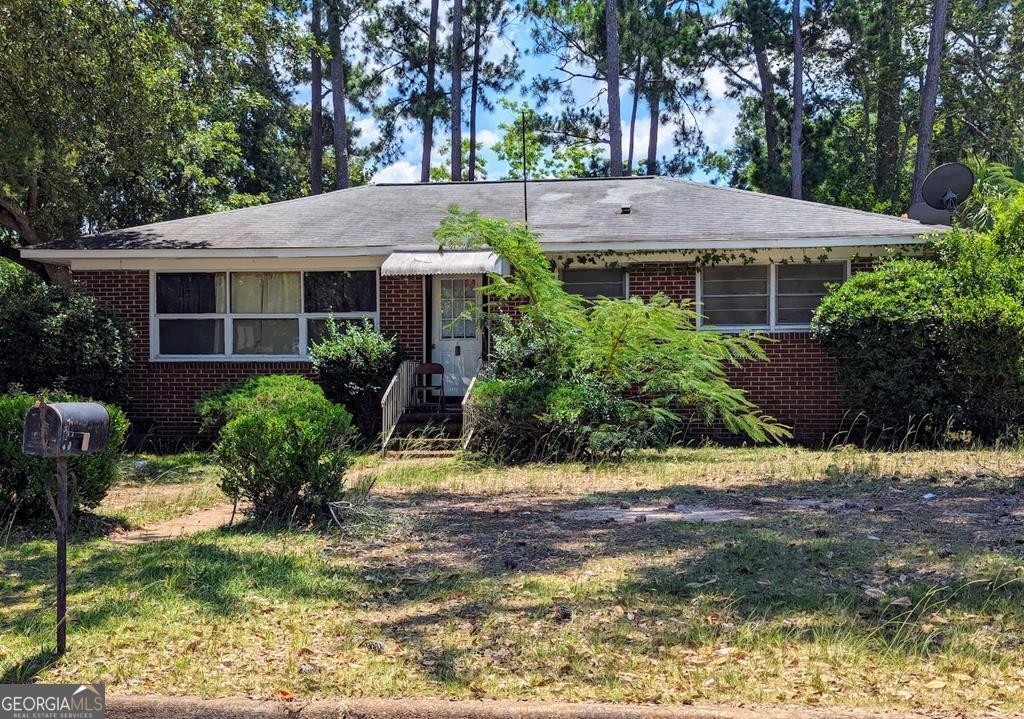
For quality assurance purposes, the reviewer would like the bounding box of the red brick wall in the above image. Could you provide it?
[627,260,846,445]
[74,260,864,445]
[379,275,425,362]
[628,262,697,304]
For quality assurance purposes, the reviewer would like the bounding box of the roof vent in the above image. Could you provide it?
[618,204,632,215]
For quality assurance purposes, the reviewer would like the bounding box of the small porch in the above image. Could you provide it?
[378,249,505,454]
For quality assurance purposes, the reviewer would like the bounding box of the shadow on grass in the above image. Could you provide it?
[3,469,1022,684]
[2,648,59,684]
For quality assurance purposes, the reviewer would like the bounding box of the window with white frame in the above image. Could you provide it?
[152,270,378,358]
[561,268,628,299]
[698,262,846,329]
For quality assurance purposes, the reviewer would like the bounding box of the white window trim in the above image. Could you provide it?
[696,260,849,332]
[558,267,630,299]
[149,269,380,361]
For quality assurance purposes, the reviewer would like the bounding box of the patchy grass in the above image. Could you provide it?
[2,446,1022,713]
[100,452,226,529]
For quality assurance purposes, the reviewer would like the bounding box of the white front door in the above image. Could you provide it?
[431,276,483,396]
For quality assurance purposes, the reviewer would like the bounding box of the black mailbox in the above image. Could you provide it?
[23,402,110,457]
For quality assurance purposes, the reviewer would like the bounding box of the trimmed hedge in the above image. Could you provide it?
[0,392,129,522]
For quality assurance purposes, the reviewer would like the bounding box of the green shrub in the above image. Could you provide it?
[196,374,327,434]
[199,375,355,520]
[467,376,664,463]
[812,259,955,434]
[813,217,1024,443]
[0,391,129,523]
[0,262,134,402]
[308,318,401,438]
[436,208,789,464]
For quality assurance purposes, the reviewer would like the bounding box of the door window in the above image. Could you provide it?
[439,278,477,339]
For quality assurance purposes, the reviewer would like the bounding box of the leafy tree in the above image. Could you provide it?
[0,0,305,280]
[431,140,488,181]
[0,261,134,403]
[492,99,603,179]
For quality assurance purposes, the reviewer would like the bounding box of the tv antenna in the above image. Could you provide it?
[521,109,529,227]
[907,162,975,225]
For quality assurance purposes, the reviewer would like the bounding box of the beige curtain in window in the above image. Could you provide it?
[232,272,300,313]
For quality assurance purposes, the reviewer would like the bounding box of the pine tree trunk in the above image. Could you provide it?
[646,90,659,175]
[604,0,623,176]
[468,8,482,181]
[626,59,641,175]
[873,0,903,205]
[310,0,324,195]
[911,0,951,203]
[451,0,464,181]
[753,42,781,185]
[421,0,441,183]
[327,0,348,190]
[790,0,803,200]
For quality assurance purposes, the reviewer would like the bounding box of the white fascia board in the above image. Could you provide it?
[22,233,933,268]
[537,234,931,253]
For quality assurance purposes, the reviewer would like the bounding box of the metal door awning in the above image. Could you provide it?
[380,250,507,276]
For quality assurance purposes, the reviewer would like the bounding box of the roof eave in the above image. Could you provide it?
[21,232,933,264]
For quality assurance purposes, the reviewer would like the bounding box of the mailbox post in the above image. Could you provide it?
[22,399,110,658]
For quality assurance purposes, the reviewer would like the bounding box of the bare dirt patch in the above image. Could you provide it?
[109,502,239,544]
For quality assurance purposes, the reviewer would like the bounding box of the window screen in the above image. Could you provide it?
[156,273,226,314]
[158,319,224,355]
[233,319,299,355]
[154,270,377,357]
[230,272,301,313]
[700,265,769,326]
[304,271,377,312]
[776,263,846,325]
[562,268,626,299]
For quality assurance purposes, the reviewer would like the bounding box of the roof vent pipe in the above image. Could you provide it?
[619,205,631,215]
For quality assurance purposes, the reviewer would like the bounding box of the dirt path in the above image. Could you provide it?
[109,502,239,545]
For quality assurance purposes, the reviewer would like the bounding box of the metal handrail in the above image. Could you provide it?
[380,359,417,454]
[461,375,478,450]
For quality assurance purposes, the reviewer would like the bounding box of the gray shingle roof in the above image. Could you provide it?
[33,176,933,253]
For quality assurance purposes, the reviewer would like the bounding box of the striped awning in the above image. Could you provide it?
[380,250,507,276]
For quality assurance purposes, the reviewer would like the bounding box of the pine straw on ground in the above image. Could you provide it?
[2,447,1022,715]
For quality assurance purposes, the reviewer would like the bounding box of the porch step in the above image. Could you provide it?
[385,435,461,458]
[394,407,463,439]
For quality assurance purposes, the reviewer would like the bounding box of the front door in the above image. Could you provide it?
[431,276,483,396]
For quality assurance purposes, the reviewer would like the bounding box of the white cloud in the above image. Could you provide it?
[372,160,420,184]
[475,128,499,148]
[354,117,381,148]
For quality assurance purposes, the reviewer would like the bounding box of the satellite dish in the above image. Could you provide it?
[907,162,975,225]
[921,162,974,211]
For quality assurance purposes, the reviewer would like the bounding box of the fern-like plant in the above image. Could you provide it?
[433,206,790,459]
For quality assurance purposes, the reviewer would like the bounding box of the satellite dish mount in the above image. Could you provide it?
[908,162,975,225]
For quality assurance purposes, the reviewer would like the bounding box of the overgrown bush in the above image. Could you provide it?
[468,376,658,462]
[308,318,401,439]
[196,374,328,434]
[197,375,355,520]
[0,391,128,523]
[435,208,789,463]
[813,199,1024,443]
[0,262,134,403]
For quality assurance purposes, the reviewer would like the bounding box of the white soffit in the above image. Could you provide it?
[380,250,507,276]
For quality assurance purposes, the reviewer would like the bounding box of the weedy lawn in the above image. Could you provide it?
[2,446,1022,714]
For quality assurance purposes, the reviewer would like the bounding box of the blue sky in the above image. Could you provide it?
[307,11,743,184]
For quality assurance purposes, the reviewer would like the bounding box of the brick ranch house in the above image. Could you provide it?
[21,176,936,445]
